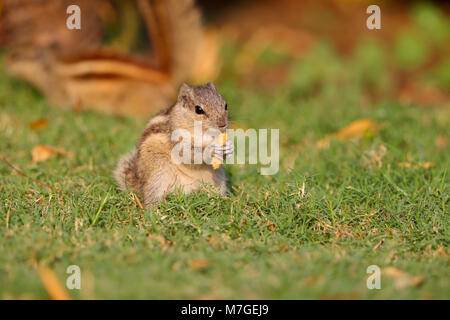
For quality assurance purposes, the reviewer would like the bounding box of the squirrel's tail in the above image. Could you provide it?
[1,0,203,116]
[160,0,202,82]
[114,149,139,192]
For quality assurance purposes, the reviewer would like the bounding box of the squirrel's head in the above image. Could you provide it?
[172,82,228,133]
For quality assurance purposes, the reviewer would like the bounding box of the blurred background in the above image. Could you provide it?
[1,0,449,116]
[0,0,449,300]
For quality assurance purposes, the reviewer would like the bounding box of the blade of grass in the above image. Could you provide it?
[92,189,110,226]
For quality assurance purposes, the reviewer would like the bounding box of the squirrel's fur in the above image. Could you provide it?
[1,0,203,116]
[115,82,229,205]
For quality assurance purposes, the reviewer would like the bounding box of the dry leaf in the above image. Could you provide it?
[435,135,447,149]
[422,162,435,169]
[397,162,435,170]
[147,233,169,251]
[36,196,47,205]
[363,145,387,168]
[335,118,379,140]
[372,239,383,250]
[316,138,331,149]
[29,118,48,131]
[31,144,66,163]
[434,247,449,259]
[208,235,220,250]
[266,220,275,231]
[189,259,211,269]
[398,162,412,168]
[383,267,424,290]
[305,275,324,286]
[317,118,379,148]
[38,267,71,300]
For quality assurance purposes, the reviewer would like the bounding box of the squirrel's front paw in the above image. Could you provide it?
[223,140,234,157]
[213,140,234,160]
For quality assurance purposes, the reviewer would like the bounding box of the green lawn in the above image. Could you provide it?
[1,34,449,299]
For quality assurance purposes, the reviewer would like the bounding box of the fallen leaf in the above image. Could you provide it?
[435,135,447,149]
[422,162,435,169]
[317,118,379,148]
[363,145,387,168]
[36,196,47,205]
[334,118,379,140]
[372,239,383,250]
[383,267,424,290]
[434,247,448,259]
[38,267,71,300]
[208,235,220,250]
[398,162,412,168]
[29,118,48,131]
[305,275,324,286]
[316,138,331,148]
[189,259,211,269]
[31,144,66,163]
[397,162,435,169]
[146,233,169,251]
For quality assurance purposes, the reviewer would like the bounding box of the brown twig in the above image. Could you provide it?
[133,192,144,210]
[2,155,59,191]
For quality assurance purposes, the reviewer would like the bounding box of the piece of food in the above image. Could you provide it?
[211,132,227,170]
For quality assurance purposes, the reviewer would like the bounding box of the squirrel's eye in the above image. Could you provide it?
[225,103,228,110]
[195,106,204,114]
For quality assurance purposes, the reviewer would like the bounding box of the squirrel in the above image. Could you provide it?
[114,82,234,206]
[2,0,203,116]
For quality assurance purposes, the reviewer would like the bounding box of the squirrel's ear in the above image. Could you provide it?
[178,83,193,102]
[206,82,215,90]
[179,83,192,95]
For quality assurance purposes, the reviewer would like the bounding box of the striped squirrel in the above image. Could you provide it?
[115,82,234,205]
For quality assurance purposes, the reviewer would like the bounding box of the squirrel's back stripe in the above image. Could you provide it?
[138,115,170,148]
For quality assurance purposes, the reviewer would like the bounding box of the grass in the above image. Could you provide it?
[1,31,449,298]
